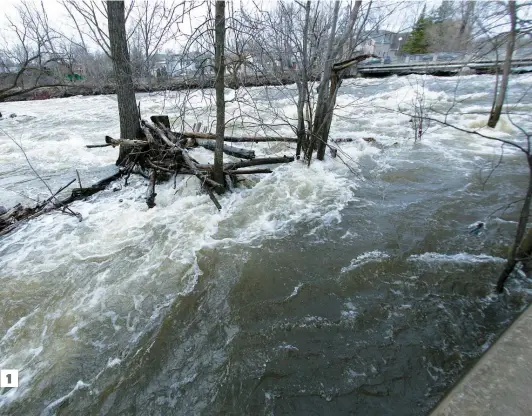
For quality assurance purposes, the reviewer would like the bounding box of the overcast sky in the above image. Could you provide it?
[0,0,442,54]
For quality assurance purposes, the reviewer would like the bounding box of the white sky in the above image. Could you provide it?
[0,0,447,54]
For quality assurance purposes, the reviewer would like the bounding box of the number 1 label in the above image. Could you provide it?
[0,370,19,388]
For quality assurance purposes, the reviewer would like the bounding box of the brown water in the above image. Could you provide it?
[1,74,531,415]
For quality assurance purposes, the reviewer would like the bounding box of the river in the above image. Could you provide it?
[1,74,531,415]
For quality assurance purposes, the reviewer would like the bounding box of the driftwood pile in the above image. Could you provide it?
[1,113,385,236]
[90,115,295,210]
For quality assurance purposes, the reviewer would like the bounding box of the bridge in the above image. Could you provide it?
[357,58,532,77]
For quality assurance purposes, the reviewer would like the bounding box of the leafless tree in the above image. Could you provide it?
[487,1,517,128]
[129,0,200,84]
[242,1,403,162]
[387,73,532,293]
[407,76,431,142]
[60,0,136,59]
[0,0,68,101]
[107,0,141,165]
[213,0,226,187]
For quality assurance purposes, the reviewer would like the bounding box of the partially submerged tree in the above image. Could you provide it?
[487,1,517,128]
[235,0,405,163]
[107,0,141,165]
[213,0,226,187]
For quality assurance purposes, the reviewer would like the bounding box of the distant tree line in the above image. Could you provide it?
[401,1,476,54]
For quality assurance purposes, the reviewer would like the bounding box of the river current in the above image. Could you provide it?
[1,74,531,415]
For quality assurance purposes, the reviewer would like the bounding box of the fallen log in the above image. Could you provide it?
[141,126,156,146]
[332,137,376,143]
[0,171,114,236]
[197,156,294,171]
[86,143,112,148]
[105,135,149,148]
[60,170,124,205]
[0,204,41,236]
[180,132,298,143]
[196,139,255,160]
[144,121,180,148]
[225,168,273,174]
[39,178,76,209]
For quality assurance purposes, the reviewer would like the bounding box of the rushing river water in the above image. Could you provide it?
[1,74,532,415]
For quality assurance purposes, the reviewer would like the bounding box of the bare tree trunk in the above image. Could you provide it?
[306,1,340,163]
[213,0,226,188]
[516,227,532,277]
[488,1,516,129]
[458,1,475,50]
[318,71,341,157]
[315,1,363,161]
[296,1,311,159]
[497,154,532,292]
[107,0,140,165]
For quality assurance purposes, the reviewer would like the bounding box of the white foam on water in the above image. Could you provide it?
[285,283,303,301]
[408,252,506,264]
[1,73,531,410]
[41,380,90,416]
[341,301,358,319]
[107,358,121,368]
[341,250,390,273]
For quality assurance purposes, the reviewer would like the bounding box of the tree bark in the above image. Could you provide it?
[487,1,516,128]
[296,1,311,159]
[107,0,141,165]
[458,1,475,50]
[196,156,294,171]
[496,154,532,292]
[306,1,340,163]
[196,140,255,159]
[315,1,363,161]
[225,168,273,174]
[213,0,226,188]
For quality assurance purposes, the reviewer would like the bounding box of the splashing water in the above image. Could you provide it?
[1,74,532,415]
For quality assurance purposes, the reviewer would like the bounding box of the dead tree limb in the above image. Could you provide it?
[144,120,224,208]
[226,168,273,174]
[86,143,113,148]
[39,178,76,208]
[180,132,298,143]
[0,170,124,237]
[146,170,157,208]
[331,137,376,143]
[196,139,255,159]
[60,170,124,205]
[198,156,294,171]
[105,135,148,148]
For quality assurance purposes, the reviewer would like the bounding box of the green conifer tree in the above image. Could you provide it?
[401,5,431,54]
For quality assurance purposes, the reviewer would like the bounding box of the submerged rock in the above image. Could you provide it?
[460,66,476,75]
[469,221,485,235]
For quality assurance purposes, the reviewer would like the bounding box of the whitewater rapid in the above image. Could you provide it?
[1,74,532,415]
